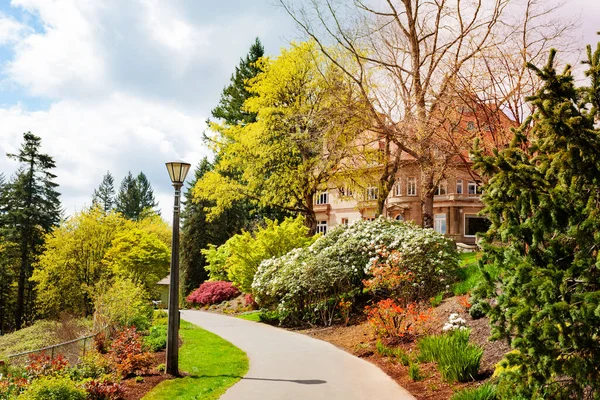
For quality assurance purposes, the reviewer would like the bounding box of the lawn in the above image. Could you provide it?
[236,311,262,322]
[143,320,248,400]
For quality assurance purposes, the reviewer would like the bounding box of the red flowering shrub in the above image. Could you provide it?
[244,293,257,308]
[186,281,239,306]
[108,327,152,377]
[365,299,432,341]
[0,375,28,398]
[84,379,125,400]
[457,295,472,310]
[26,352,69,378]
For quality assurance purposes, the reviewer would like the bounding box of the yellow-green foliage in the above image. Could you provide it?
[193,40,369,220]
[492,350,521,378]
[103,228,170,292]
[32,206,171,318]
[93,278,152,330]
[204,216,316,292]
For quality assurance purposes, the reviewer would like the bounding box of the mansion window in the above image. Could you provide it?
[317,220,328,235]
[456,179,463,194]
[339,185,354,197]
[464,215,491,237]
[435,180,447,196]
[467,181,483,195]
[395,214,404,221]
[434,214,447,234]
[315,191,329,205]
[366,186,379,201]
[363,217,376,222]
[341,218,349,226]
[407,177,417,196]
[393,178,402,196]
[467,121,475,131]
[467,181,477,195]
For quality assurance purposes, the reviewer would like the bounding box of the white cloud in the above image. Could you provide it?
[0,11,31,44]
[0,95,210,222]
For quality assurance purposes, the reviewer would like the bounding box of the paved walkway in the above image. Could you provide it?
[181,310,415,400]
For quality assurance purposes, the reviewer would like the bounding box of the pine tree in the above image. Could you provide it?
[0,133,61,330]
[180,158,250,293]
[92,171,115,212]
[211,37,264,125]
[473,43,600,398]
[115,172,141,220]
[136,172,158,216]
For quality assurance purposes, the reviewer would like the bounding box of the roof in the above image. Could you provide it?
[156,275,170,285]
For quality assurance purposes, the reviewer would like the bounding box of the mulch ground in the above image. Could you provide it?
[300,296,510,400]
[120,350,173,400]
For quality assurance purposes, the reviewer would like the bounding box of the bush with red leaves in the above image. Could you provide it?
[186,281,239,306]
[26,352,69,378]
[84,379,124,400]
[107,327,152,378]
[244,293,257,308]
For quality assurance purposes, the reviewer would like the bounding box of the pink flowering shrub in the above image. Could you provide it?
[186,281,240,306]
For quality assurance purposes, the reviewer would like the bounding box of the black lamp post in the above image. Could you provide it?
[165,160,191,376]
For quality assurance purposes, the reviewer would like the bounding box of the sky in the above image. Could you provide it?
[0,0,599,224]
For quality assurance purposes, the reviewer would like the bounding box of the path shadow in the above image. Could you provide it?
[190,375,326,385]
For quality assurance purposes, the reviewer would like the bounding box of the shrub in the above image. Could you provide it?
[93,278,152,331]
[186,281,240,306]
[417,329,483,382]
[143,325,167,352]
[450,382,497,400]
[0,373,28,399]
[70,352,113,380]
[19,376,86,400]
[204,216,316,292]
[468,301,487,320]
[366,299,431,340]
[83,379,124,400]
[253,218,459,326]
[201,243,231,281]
[244,293,257,309]
[108,327,153,378]
[26,353,69,378]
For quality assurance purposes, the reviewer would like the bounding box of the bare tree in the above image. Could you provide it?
[281,0,509,227]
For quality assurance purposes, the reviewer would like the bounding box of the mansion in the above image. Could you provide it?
[313,166,489,245]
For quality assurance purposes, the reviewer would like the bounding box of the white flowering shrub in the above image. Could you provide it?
[252,217,459,326]
[442,313,468,332]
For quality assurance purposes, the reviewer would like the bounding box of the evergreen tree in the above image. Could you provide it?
[136,172,158,216]
[92,171,115,212]
[181,158,249,294]
[211,37,264,125]
[0,132,61,330]
[473,43,600,398]
[115,172,140,220]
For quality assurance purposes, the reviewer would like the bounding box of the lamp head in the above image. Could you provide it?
[165,160,191,186]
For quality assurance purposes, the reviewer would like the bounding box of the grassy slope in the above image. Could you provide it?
[236,311,262,322]
[143,320,248,400]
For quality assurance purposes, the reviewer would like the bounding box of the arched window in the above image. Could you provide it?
[395,214,404,221]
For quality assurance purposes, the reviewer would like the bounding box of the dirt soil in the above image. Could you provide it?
[120,350,174,400]
[300,296,510,400]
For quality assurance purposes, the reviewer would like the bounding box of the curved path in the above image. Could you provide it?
[181,310,414,400]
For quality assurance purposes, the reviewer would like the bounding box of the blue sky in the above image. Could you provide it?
[0,0,598,223]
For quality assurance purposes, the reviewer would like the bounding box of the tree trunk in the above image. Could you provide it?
[304,193,317,235]
[15,245,28,330]
[421,171,435,229]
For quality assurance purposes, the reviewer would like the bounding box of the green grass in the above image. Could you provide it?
[453,252,483,296]
[236,311,262,322]
[450,382,497,400]
[143,320,248,400]
[0,318,92,358]
[417,329,483,383]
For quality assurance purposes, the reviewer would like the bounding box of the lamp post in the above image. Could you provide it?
[165,160,191,376]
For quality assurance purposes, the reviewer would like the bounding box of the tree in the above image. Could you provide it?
[136,172,158,216]
[211,37,265,125]
[115,172,158,220]
[92,171,116,212]
[32,207,126,317]
[103,227,170,293]
[473,43,600,398]
[195,41,368,233]
[0,132,61,329]
[281,0,513,227]
[181,158,249,294]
